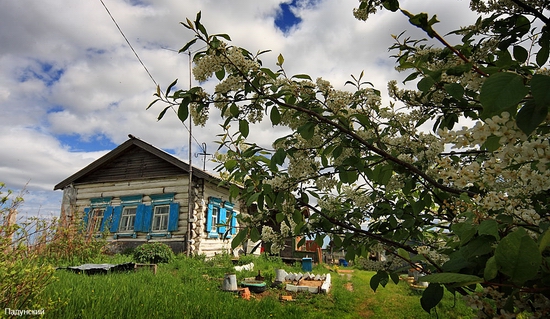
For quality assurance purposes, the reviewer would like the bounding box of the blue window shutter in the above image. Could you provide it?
[100,206,113,232]
[230,211,237,235]
[83,207,90,227]
[142,205,153,232]
[134,204,145,232]
[110,206,122,232]
[167,202,180,231]
[218,207,227,234]
[206,203,213,232]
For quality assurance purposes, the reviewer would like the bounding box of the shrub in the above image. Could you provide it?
[133,242,174,264]
[0,184,56,310]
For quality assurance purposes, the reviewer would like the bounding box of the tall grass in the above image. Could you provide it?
[38,254,476,319]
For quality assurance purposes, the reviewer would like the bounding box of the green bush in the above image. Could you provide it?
[0,184,56,310]
[133,242,174,264]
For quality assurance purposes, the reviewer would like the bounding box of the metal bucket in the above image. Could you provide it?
[222,274,238,291]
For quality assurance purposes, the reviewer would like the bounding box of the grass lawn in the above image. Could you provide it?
[38,255,476,318]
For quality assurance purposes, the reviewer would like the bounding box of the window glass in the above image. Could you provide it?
[119,206,137,232]
[89,208,105,233]
[211,206,218,233]
[152,205,169,232]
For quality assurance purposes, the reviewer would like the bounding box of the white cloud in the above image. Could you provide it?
[0,0,478,216]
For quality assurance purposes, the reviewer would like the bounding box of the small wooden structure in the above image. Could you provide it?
[54,136,248,256]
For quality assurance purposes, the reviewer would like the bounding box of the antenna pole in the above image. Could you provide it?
[186,50,193,257]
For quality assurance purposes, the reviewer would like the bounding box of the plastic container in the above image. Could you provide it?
[338,258,348,267]
[301,257,313,272]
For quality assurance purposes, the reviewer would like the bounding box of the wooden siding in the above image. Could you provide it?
[73,146,184,184]
[73,176,190,240]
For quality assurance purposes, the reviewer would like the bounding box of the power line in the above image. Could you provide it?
[99,0,158,88]
[98,0,208,158]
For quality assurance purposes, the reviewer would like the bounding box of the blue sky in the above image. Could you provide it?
[0,0,477,218]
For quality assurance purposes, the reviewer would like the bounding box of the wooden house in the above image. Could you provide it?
[54,135,244,257]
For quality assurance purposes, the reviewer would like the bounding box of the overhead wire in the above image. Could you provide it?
[98,0,205,152]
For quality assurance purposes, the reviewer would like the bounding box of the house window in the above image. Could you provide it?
[206,197,237,239]
[119,206,137,232]
[152,205,170,232]
[84,197,112,234]
[96,193,180,238]
[210,206,219,234]
[88,208,105,233]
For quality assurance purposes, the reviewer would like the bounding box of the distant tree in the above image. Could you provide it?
[152,1,550,316]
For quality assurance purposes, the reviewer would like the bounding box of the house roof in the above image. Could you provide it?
[53,135,225,190]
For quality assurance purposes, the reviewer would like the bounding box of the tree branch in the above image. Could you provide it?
[510,0,550,27]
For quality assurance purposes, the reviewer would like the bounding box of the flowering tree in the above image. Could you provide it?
[152,0,550,316]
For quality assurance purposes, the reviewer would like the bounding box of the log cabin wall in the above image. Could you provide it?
[71,176,190,254]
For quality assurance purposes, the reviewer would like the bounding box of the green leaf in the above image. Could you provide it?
[297,122,316,140]
[178,38,198,53]
[292,209,303,224]
[478,219,500,240]
[178,99,190,122]
[531,74,550,108]
[157,106,170,121]
[231,229,247,249]
[484,256,498,281]
[518,74,550,135]
[291,74,312,80]
[215,68,225,81]
[165,79,178,97]
[417,76,435,92]
[398,248,410,261]
[451,223,476,245]
[214,33,231,41]
[382,0,399,11]
[224,159,238,171]
[229,184,240,201]
[479,72,528,118]
[315,234,325,248]
[537,32,549,66]
[517,99,548,136]
[370,272,381,292]
[539,230,550,253]
[446,63,472,76]
[239,120,249,138]
[495,228,542,285]
[294,236,305,249]
[460,236,494,259]
[250,227,261,242]
[277,53,284,66]
[271,148,286,166]
[482,134,501,152]
[420,283,444,313]
[513,45,529,63]
[444,83,464,99]
[419,273,483,284]
[270,106,281,125]
[230,103,239,117]
[275,212,285,223]
[390,272,400,285]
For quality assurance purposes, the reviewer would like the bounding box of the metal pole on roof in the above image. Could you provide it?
[186,50,193,257]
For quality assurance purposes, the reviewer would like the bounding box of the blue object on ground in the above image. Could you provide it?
[302,257,313,272]
[339,258,348,267]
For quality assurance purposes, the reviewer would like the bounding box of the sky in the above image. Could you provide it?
[0,0,478,219]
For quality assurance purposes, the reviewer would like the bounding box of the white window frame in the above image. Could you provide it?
[151,204,170,232]
[210,206,219,234]
[119,206,137,232]
[88,207,105,233]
